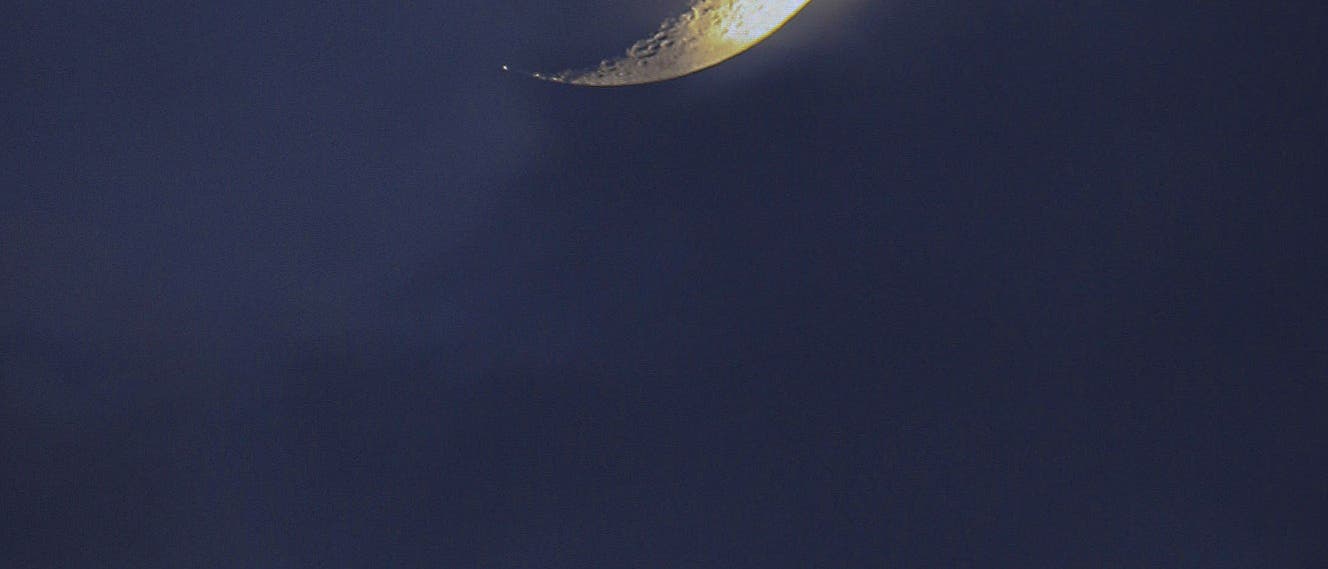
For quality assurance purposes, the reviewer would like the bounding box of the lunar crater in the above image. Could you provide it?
[529,0,811,87]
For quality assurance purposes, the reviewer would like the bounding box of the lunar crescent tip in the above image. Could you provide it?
[502,64,566,84]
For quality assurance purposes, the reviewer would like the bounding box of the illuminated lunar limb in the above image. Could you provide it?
[517,0,812,87]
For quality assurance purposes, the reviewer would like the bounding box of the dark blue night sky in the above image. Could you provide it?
[3,1,1325,566]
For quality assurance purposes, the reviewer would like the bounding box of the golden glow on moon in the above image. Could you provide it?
[518,0,813,86]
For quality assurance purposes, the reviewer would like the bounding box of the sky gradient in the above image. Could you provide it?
[3,1,1326,566]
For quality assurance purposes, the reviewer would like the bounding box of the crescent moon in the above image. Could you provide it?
[509,0,813,86]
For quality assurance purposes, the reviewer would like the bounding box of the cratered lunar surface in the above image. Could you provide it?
[511,0,813,86]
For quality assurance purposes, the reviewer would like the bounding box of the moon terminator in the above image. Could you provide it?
[511,0,813,86]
